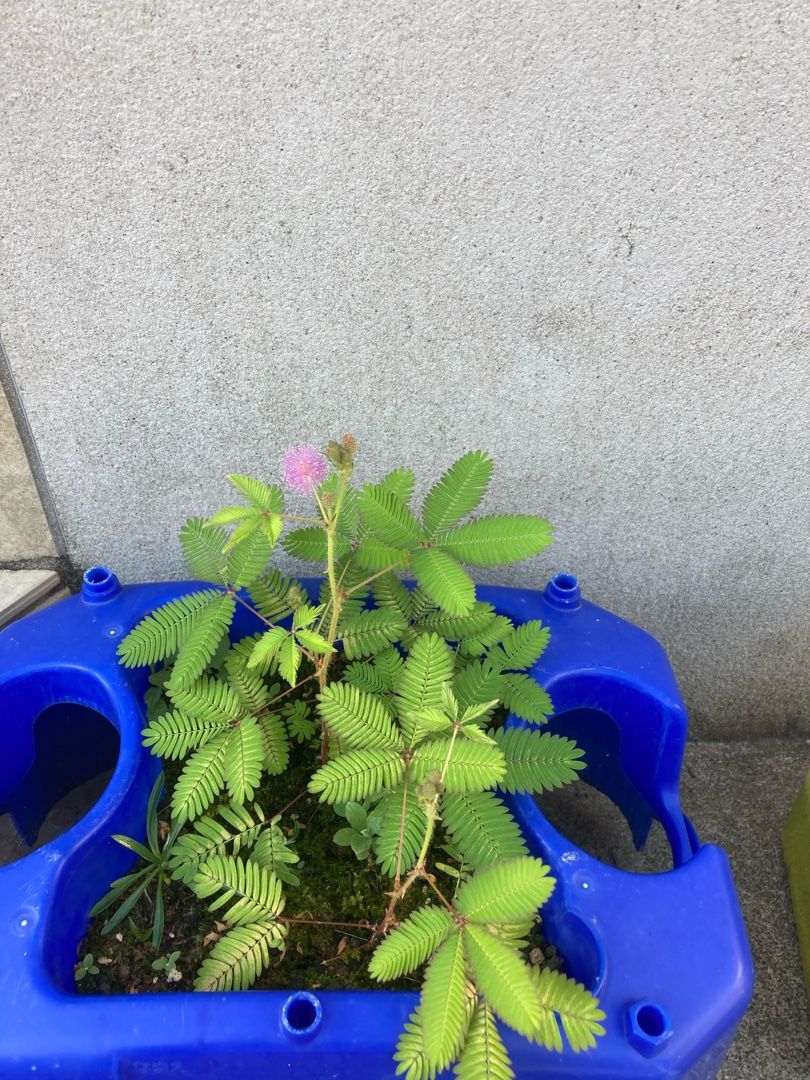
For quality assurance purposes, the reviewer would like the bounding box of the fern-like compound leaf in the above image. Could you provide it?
[225,524,274,588]
[169,802,268,883]
[357,483,425,549]
[180,518,227,582]
[168,594,236,690]
[421,931,470,1071]
[370,906,455,981]
[251,824,300,887]
[410,739,506,794]
[227,474,284,513]
[454,1002,515,1080]
[194,920,285,991]
[491,621,550,672]
[441,792,528,870]
[308,748,405,804]
[498,673,553,725]
[192,854,284,925]
[436,517,553,567]
[394,1006,438,1080]
[117,589,224,668]
[224,716,265,804]
[354,538,410,572]
[462,924,540,1037]
[141,710,228,760]
[227,664,270,712]
[171,731,231,823]
[395,632,454,739]
[317,683,404,751]
[339,608,408,660]
[380,466,416,505]
[258,714,290,775]
[343,661,391,696]
[247,568,297,622]
[411,548,475,617]
[283,526,348,563]
[422,451,493,537]
[492,727,585,794]
[453,662,504,713]
[374,782,428,877]
[456,858,555,924]
[371,574,414,620]
[417,603,499,642]
[530,967,606,1052]
[166,675,242,724]
[459,617,514,658]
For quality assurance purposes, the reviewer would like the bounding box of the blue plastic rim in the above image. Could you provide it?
[0,572,753,1079]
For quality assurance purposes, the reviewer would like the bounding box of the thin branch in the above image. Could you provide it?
[344,559,409,596]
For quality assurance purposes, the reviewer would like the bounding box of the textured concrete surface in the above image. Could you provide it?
[0,385,56,561]
[1,739,806,1076]
[0,2,808,737]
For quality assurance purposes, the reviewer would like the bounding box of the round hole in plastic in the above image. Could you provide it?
[84,567,111,585]
[281,991,322,1040]
[637,1004,667,1037]
[548,912,606,994]
[554,573,578,591]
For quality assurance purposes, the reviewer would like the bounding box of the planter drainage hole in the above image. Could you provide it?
[626,1000,672,1057]
[0,703,119,863]
[282,992,322,1039]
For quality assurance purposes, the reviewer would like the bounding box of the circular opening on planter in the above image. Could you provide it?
[637,1003,667,1037]
[553,573,578,592]
[84,567,111,585]
[282,991,322,1039]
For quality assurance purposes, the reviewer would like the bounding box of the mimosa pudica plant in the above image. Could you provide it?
[100,439,604,1079]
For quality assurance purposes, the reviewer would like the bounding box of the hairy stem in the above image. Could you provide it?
[343,558,409,597]
[316,471,350,761]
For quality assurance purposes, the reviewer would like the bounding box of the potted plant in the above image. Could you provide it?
[0,439,752,1078]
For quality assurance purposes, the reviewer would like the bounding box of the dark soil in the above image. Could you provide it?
[77,739,448,996]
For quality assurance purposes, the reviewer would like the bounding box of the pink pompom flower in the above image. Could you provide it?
[281,445,328,495]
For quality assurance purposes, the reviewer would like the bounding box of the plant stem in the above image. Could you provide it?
[281,514,325,525]
[315,470,350,761]
[344,558,409,596]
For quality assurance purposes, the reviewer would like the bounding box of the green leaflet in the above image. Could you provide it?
[171,731,231,823]
[421,931,469,1071]
[180,518,227,582]
[169,802,268,883]
[117,589,226,669]
[194,920,286,991]
[191,854,284,925]
[317,683,404,751]
[454,1002,515,1080]
[358,483,425,549]
[499,674,553,725]
[410,738,506,794]
[530,967,606,1052]
[436,516,553,567]
[411,548,475,617]
[422,451,493,537]
[339,608,408,660]
[141,710,227,760]
[492,727,585,794]
[369,906,455,981]
[224,717,265,804]
[380,466,416,505]
[462,924,540,1037]
[168,593,236,690]
[440,792,528,869]
[374,782,427,877]
[227,474,284,513]
[456,859,555,924]
[308,748,405,804]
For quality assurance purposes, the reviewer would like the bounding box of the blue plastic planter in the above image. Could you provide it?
[0,569,753,1079]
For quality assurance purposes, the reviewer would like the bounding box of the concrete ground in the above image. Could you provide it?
[1,738,808,1078]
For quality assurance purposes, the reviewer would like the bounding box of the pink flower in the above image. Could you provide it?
[281,445,328,495]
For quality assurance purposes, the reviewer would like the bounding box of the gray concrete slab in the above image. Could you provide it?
[0,2,808,738]
[0,387,56,561]
[0,569,61,627]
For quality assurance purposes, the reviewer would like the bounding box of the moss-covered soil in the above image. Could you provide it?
[76,737,442,994]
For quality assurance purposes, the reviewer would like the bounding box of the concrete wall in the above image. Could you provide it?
[0,1,807,737]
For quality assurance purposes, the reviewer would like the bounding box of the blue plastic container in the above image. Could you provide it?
[0,569,753,1079]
